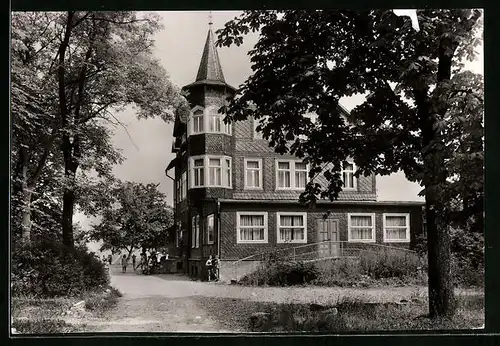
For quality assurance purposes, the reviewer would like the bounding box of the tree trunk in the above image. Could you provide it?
[62,185,76,247]
[21,188,33,243]
[415,84,455,318]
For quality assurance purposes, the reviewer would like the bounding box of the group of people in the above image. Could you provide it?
[205,254,221,282]
[101,251,169,275]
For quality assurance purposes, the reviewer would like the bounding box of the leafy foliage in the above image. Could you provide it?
[11,240,108,298]
[216,9,483,317]
[11,11,188,247]
[88,180,174,256]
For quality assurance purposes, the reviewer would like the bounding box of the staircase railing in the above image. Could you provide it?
[231,241,421,281]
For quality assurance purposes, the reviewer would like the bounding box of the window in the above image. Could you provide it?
[348,213,375,242]
[209,111,222,133]
[276,160,308,190]
[208,158,222,186]
[176,222,183,248]
[206,214,215,244]
[193,159,204,187]
[196,215,200,248]
[224,121,232,135]
[277,212,307,243]
[192,215,200,248]
[189,155,232,188]
[175,180,180,203]
[192,109,204,134]
[342,161,356,190]
[383,213,410,242]
[237,212,268,243]
[181,171,187,199]
[294,162,307,188]
[244,159,263,189]
[191,216,196,248]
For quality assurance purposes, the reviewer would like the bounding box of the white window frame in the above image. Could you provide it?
[206,214,215,245]
[188,106,205,136]
[347,213,376,243]
[189,155,233,189]
[383,213,410,243]
[208,157,222,186]
[277,212,308,244]
[341,161,357,190]
[236,212,268,244]
[192,157,205,188]
[244,158,263,190]
[207,106,223,133]
[275,160,309,191]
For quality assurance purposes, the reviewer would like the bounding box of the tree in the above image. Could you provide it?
[216,10,483,318]
[11,12,187,248]
[88,181,174,258]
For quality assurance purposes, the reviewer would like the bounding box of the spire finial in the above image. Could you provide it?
[208,11,213,26]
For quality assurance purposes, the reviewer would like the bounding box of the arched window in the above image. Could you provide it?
[192,109,204,134]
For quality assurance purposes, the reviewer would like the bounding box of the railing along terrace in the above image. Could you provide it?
[231,241,422,281]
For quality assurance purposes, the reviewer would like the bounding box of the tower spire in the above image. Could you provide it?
[194,12,226,83]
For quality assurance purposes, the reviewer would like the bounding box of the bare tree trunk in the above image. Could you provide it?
[21,186,33,243]
[62,183,76,247]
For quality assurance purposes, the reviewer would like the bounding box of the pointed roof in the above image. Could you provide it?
[196,27,225,83]
[183,23,235,91]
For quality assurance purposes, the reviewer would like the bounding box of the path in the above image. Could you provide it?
[82,266,481,333]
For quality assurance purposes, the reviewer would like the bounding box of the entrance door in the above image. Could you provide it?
[317,219,340,258]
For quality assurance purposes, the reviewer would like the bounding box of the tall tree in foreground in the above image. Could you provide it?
[88,181,174,258]
[11,12,187,247]
[216,10,483,318]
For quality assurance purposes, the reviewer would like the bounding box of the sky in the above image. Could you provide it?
[75,10,484,234]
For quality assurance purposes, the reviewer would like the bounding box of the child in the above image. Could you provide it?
[213,255,221,281]
[205,255,213,282]
[121,254,128,273]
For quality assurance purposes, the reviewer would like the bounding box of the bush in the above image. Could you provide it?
[240,260,319,286]
[240,249,426,288]
[11,240,109,298]
[12,318,83,334]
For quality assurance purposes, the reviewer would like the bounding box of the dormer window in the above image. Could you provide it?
[341,161,356,190]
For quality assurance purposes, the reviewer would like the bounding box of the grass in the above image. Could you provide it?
[195,292,484,332]
[11,286,122,334]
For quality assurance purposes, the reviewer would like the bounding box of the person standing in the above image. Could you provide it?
[121,254,128,273]
[132,254,137,270]
[205,255,213,282]
[108,254,113,265]
[213,255,221,281]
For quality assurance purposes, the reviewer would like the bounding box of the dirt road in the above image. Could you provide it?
[82,266,480,333]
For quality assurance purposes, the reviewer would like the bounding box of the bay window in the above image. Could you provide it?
[189,155,232,188]
[348,213,375,242]
[276,160,308,190]
[277,212,307,243]
[383,213,410,242]
[188,106,232,136]
[237,212,268,243]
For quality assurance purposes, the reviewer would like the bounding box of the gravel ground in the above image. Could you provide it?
[80,266,482,333]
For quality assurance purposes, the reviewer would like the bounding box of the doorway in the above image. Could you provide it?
[317,219,340,258]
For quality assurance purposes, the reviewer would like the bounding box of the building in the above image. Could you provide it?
[166,22,424,280]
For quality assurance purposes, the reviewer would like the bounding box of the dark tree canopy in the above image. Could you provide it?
[217,9,483,318]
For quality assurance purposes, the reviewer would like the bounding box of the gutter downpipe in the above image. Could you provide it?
[216,199,221,258]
